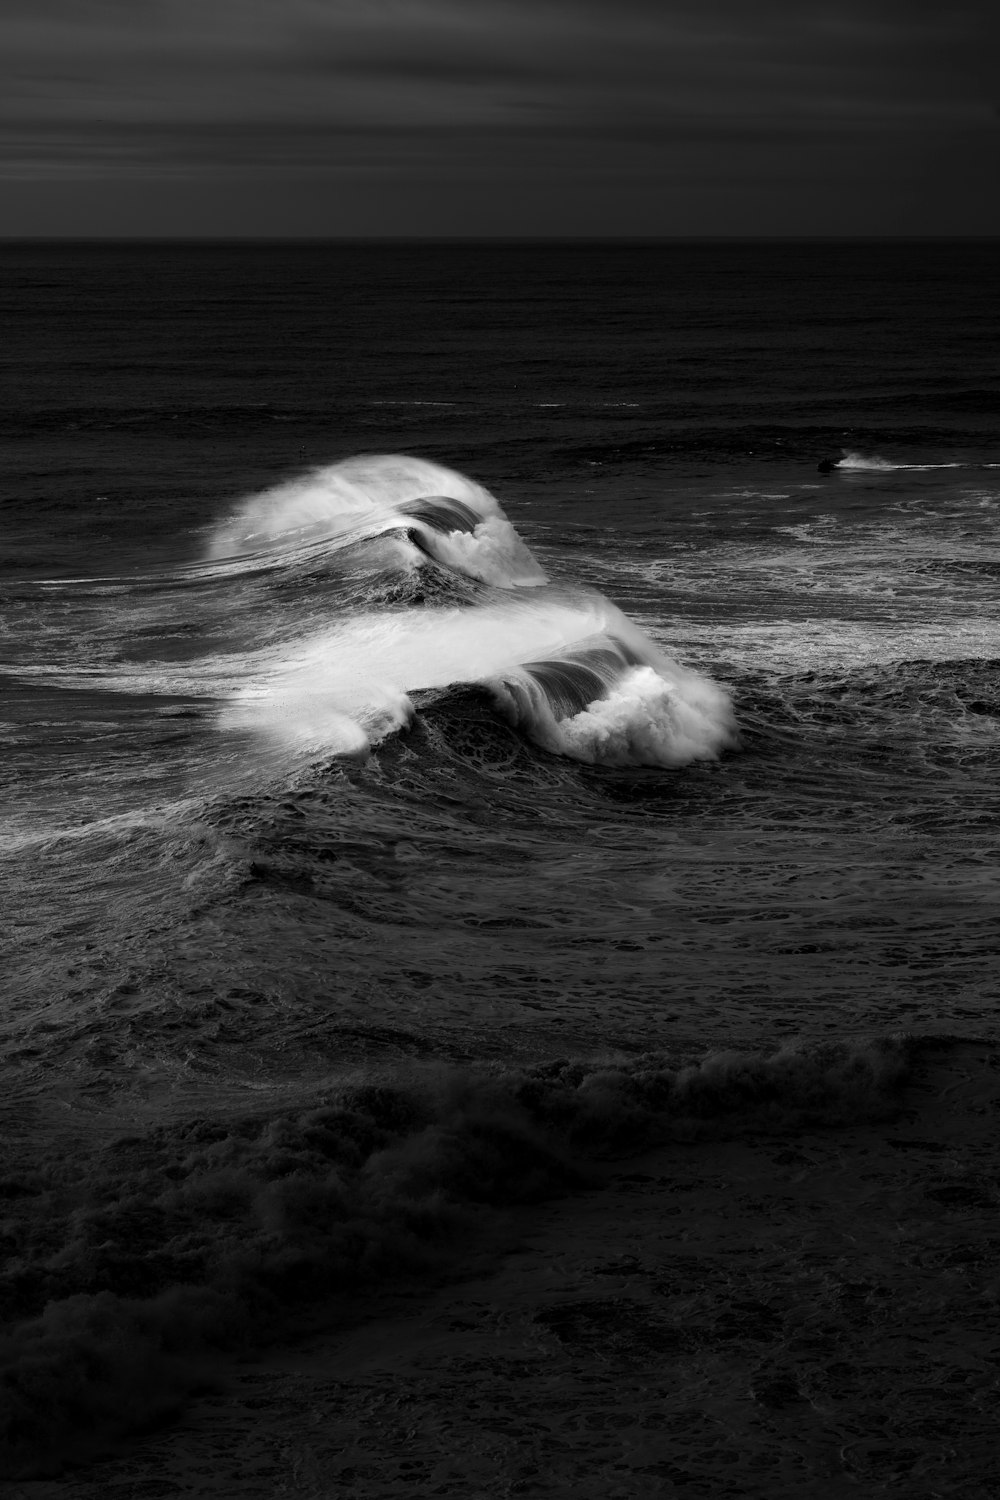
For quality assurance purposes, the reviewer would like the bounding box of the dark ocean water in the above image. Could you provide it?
[1,239,999,1472]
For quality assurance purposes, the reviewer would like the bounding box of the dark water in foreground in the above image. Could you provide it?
[1,239,998,1473]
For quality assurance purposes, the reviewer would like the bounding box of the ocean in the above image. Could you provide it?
[1,239,999,1489]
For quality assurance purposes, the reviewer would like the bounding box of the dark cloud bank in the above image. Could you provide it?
[0,0,996,234]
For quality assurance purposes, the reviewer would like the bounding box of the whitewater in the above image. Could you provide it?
[200,456,735,766]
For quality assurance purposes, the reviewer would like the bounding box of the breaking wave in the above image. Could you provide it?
[208,455,737,767]
[493,645,734,768]
[206,453,547,588]
[2,456,736,775]
[835,450,966,473]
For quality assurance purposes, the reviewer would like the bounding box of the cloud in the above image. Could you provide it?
[0,0,996,234]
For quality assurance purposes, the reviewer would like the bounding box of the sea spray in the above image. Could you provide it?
[9,455,736,770]
[836,450,967,472]
[207,454,546,586]
[217,600,736,765]
[217,587,736,768]
[494,660,733,768]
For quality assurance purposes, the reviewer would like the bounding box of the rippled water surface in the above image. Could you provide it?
[3,242,1000,1092]
[1,239,999,1475]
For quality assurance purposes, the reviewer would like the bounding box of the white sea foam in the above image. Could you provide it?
[418,513,543,587]
[11,456,735,770]
[200,457,738,765]
[207,454,546,587]
[496,663,733,768]
[220,592,737,767]
[837,450,965,473]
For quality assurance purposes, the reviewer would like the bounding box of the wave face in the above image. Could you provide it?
[207,455,737,766]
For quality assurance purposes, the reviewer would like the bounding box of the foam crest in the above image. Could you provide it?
[490,636,735,767]
[837,450,965,473]
[219,595,736,767]
[207,454,546,587]
[413,512,546,587]
[510,663,734,767]
[836,451,898,471]
[205,457,733,767]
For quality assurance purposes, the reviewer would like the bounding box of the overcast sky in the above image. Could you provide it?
[1,0,996,236]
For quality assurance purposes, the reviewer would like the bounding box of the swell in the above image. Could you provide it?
[737,656,1000,757]
[562,427,1000,469]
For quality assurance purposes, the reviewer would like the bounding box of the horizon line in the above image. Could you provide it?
[2,233,998,246]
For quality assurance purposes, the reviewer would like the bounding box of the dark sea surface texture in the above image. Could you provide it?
[1,240,999,1479]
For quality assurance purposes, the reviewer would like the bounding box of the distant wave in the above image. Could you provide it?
[0,1035,911,1477]
[207,454,546,588]
[835,450,966,473]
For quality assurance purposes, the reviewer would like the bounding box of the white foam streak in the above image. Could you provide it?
[837,450,965,473]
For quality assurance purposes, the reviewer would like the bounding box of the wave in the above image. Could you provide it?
[206,454,546,588]
[0,1035,912,1477]
[219,593,737,768]
[207,456,737,769]
[834,450,967,473]
[493,640,736,768]
[0,456,737,806]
